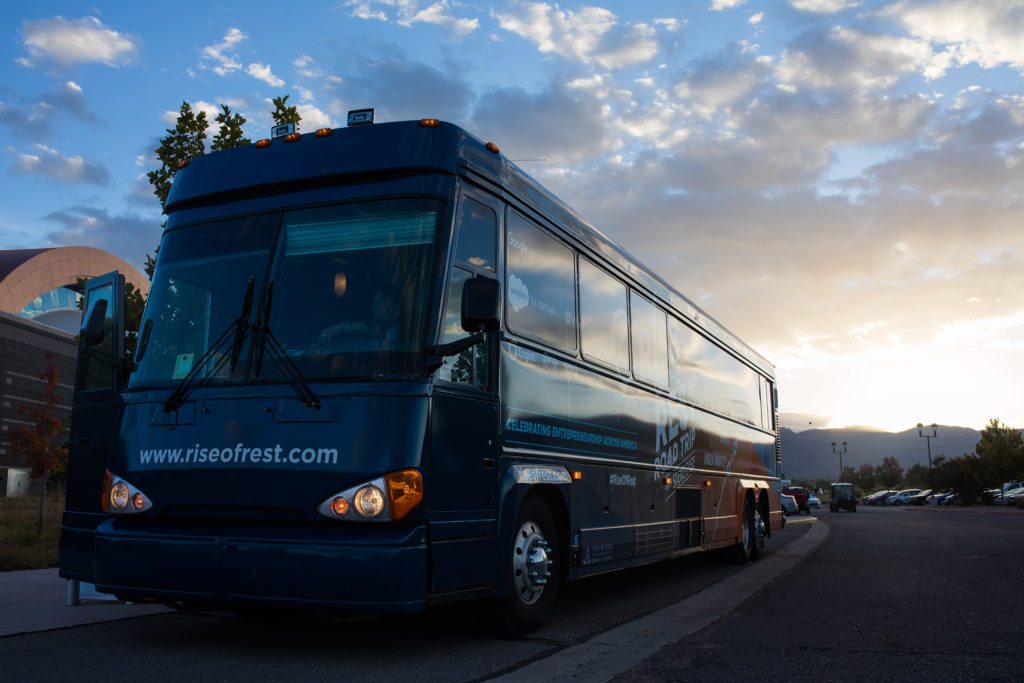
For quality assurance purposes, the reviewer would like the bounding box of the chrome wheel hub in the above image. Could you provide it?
[512,521,552,605]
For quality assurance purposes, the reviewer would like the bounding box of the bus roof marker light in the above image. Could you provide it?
[315,127,333,137]
[255,139,272,149]
[419,118,440,128]
[177,159,190,170]
[485,142,500,154]
[284,132,302,144]
[347,108,374,126]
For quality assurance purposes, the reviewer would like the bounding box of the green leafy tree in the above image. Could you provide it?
[147,101,209,211]
[904,463,929,489]
[876,456,904,489]
[271,95,301,130]
[973,418,1024,486]
[9,354,68,532]
[211,104,251,151]
[855,463,877,492]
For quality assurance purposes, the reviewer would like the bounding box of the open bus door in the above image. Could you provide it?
[59,271,125,589]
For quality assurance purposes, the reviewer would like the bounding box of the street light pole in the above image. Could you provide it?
[917,422,937,469]
[831,441,848,481]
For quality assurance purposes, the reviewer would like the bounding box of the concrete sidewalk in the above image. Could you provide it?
[0,568,170,638]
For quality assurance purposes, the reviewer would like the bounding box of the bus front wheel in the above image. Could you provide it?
[497,496,560,635]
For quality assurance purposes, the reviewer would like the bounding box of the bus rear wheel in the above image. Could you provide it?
[733,497,763,564]
[497,497,559,635]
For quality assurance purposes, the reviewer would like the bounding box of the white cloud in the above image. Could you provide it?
[778,26,947,90]
[198,27,246,76]
[749,12,764,25]
[399,1,480,36]
[710,0,746,10]
[20,16,136,67]
[9,144,110,184]
[654,18,682,32]
[789,0,859,13]
[495,2,659,68]
[893,0,1024,72]
[297,104,332,130]
[247,63,285,88]
[348,1,479,35]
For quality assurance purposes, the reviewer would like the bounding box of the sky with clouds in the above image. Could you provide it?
[1,1,1022,433]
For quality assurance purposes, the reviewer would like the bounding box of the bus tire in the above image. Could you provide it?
[751,499,766,560]
[497,496,560,635]
[733,498,759,564]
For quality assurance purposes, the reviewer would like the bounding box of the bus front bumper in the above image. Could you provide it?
[93,519,427,612]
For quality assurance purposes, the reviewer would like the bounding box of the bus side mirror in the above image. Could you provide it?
[81,298,108,347]
[461,277,500,333]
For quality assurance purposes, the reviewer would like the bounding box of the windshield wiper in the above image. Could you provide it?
[162,277,255,414]
[251,282,321,409]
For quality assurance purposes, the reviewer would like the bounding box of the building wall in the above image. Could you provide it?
[0,311,76,470]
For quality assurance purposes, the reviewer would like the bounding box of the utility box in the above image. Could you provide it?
[1,467,31,497]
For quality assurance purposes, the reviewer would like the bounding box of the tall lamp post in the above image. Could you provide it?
[917,423,937,469]
[832,441,848,481]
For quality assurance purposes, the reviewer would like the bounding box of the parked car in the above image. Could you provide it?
[993,486,1024,505]
[865,490,897,505]
[780,493,798,516]
[807,494,822,509]
[886,489,922,506]
[927,490,953,505]
[909,489,933,506]
[782,486,810,514]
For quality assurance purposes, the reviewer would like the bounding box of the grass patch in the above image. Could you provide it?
[0,492,64,571]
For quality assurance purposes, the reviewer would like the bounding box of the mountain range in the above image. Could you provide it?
[778,425,983,482]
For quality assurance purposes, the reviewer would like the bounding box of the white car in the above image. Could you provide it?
[780,493,798,516]
[807,494,822,509]
[993,486,1024,505]
[886,489,922,506]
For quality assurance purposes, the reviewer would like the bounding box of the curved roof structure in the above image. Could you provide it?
[0,246,148,318]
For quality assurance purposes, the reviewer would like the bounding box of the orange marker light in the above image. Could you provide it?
[255,139,272,148]
[131,493,146,511]
[571,470,583,481]
[284,132,302,143]
[315,128,333,137]
[385,469,423,521]
[704,479,713,487]
[177,159,190,170]
[331,496,350,516]
[419,118,440,128]
[662,476,673,486]
[485,142,500,154]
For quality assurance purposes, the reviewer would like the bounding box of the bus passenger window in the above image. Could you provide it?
[578,258,628,373]
[505,211,577,353]
[630,291,668,387]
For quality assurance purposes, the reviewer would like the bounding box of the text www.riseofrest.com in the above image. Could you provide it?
[138,444,338,467]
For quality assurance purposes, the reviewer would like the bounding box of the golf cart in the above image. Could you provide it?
[830,482,857,512]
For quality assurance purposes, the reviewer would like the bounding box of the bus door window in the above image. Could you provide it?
[78,282,117,391]
[438,196,497,389]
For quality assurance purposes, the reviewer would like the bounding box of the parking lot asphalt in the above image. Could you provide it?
[618,505,1024,682]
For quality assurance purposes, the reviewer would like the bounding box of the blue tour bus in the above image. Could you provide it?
[59,113,783,633]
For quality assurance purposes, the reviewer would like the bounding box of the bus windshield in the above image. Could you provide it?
[130,198,442,388]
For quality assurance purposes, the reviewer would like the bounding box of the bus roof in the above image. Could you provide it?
[167,119,774,376]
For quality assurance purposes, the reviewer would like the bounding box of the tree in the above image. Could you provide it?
[904,463,929,489]
[855,463,877,492]
[9,354,68,532]
[876,456,903,488]
[973,418,1024,486]
[211,104,251,151]
[271,95,301,130]
[147,101,209,212]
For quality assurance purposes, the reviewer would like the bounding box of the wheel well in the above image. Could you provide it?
[524,485,570,582]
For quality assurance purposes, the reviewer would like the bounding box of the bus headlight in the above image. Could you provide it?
[101,470,153,514]
[354,486,385,518]
[317,469,423,522]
